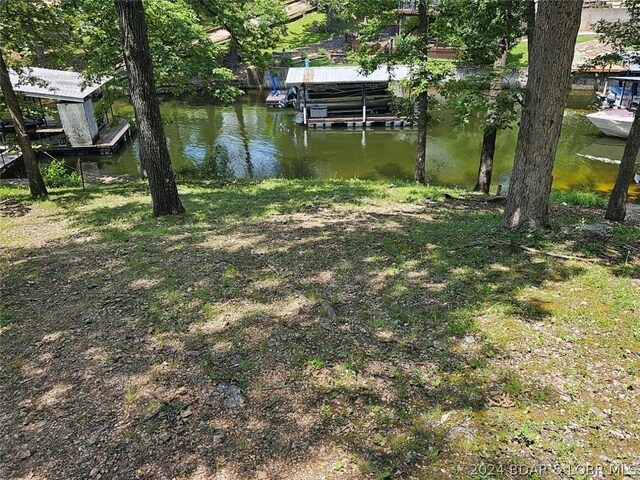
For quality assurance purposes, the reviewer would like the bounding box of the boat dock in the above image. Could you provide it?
[266,90,288,107]
[0,151,23,174]
[307,116,412,128]
[26,118,133,156]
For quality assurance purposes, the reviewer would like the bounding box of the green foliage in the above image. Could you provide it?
[441,72,523,129]
[0,0,73,69]
[550,190,608,209]
[432,0,526,66]
[347,1,452,121]
[40,160,81,188]
[192,0,287,67]
[62,0,238,100]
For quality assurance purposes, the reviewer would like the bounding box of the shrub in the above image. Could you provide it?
[40,159,82,188]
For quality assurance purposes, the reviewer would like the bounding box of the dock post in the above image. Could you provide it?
[302,84,308,125]
[362,83,366,123]
[77,157,86,192]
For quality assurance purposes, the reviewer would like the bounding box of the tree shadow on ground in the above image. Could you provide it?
[0,183,635,479]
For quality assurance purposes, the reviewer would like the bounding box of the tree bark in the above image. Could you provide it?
[415,0,429,185]
[475,127,497,193]
[526,0,536,60]
[605,111,640,222]
[115,0,184,216]
[501,0,582,231]
[0,51,48,198]
[475,38,508,194]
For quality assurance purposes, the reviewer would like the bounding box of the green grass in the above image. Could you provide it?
[507,34,600,67]
[272,12,332,51]
[1,178,639,479]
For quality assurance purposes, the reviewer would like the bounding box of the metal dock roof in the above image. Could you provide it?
[9,68,110,102]
[285,65,411,86]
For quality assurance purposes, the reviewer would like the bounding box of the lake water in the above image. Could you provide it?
[82,91,639,198]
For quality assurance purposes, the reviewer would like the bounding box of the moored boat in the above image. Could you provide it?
[586,75,640,138]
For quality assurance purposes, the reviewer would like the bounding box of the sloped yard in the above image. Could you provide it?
[1,180,639,479]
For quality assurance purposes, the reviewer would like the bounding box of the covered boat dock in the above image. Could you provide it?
[2,68,132,156]
[285,65,412,128]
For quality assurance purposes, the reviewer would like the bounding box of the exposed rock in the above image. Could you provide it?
[560,223,613,240]
[214,384,245,408]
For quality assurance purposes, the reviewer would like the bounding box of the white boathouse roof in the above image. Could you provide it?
[9,68,110,103]
[285,65,411,86]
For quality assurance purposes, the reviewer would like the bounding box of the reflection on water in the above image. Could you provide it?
[83,91,639,198]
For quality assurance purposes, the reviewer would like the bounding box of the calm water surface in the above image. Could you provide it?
[84,92,639,198]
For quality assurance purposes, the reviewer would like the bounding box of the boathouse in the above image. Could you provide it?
[4,68,130,154]
[285,65,412,128]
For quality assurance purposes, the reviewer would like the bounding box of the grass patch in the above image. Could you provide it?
[507,34,601,67]
[272,12,332,51]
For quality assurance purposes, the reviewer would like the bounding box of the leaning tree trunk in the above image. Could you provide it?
[501,0,582,231]
[0,51,48,198]
[115,0,184,216]
[605,111,640,222]
[414,0,429,185]
[475,38,508,194]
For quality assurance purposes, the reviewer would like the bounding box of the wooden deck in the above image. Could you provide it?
[266,91,288,107]
[95,119,131,151]
[306,115,412,128]
[32,119,132,156]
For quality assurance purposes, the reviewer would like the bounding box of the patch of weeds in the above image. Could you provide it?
[0,308,18,328]
[510,421,539,447]
[145,418,162,434]
[320,404,332,423]
[499,372,524,397]
[124,385,138,405]
[307,357,325,371]
[6,357,27,372]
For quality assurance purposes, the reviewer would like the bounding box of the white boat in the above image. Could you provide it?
[586,75,640,138]
[586,109,634,138]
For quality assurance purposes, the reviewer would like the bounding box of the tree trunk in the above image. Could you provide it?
[605,111,640,222]
[475,38,508,194]
[228,41,240,69]
[415,0,429,185]
[0,51,48,198]
[115,0,184,216]
[526,0,536,60]
[501,0,582,231]
[475,127,497,193]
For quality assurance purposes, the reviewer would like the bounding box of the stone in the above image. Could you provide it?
[560,223,613,240]
[215,384,246,408]
[88,434,99,445]
[159,432,172,443]
[18,448,31,460]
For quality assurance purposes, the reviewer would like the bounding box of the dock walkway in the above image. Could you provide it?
[307,115,412,128]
